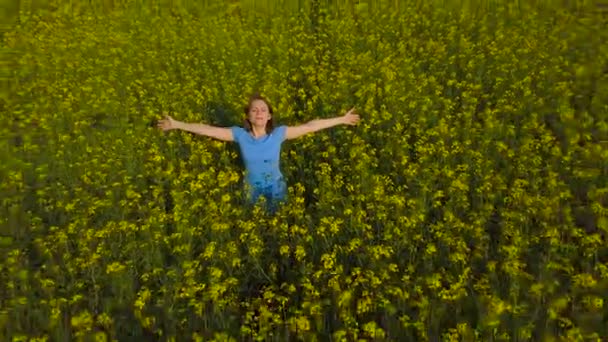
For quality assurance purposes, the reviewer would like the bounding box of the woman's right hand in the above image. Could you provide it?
[157,113,177,131]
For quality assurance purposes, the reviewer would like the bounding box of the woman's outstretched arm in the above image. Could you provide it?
[285,107,360,140]
[157,114,234,142]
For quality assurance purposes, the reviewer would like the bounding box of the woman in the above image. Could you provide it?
[157,93,360,212]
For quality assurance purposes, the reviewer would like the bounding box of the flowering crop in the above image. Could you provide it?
[2,1,607,341]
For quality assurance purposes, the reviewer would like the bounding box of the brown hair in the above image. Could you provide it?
[243,93,275,134]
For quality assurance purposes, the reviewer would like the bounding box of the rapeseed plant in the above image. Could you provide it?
[2,1,607,341]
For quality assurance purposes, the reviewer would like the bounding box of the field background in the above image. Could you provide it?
[2,0,608,341]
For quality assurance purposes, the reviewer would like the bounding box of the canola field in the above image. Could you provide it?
[2,1,608,341]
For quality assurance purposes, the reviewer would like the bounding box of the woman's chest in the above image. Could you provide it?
[239,141,281,164]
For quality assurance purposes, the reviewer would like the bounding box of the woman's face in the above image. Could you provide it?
[248,99,271,127]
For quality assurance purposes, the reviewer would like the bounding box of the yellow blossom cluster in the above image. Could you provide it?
[1,1,607,341]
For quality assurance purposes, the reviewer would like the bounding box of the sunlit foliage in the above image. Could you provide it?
[2,1,607,341]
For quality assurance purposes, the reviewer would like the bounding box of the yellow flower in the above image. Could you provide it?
[321,253,334,270]
[279,244,290,256]
[289,315,310,332]
[106,262,126,274]
[295,245,306,261]
[71,310,93,329]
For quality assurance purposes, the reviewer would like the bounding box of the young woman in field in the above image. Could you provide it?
[157,93,360,212]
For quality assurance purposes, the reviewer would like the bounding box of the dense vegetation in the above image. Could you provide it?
[2,1,607,341]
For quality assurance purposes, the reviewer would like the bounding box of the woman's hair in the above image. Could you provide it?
[243,93,275,134]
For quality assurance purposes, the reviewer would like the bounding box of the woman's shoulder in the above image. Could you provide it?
[230,126,246,142]
[273,125,287,140]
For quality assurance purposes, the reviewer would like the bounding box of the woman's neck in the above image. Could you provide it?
[251,126,266,138]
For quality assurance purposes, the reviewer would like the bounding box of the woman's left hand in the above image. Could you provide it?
[342,107,360,125]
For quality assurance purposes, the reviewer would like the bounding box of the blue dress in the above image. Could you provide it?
[231,125,288,211]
